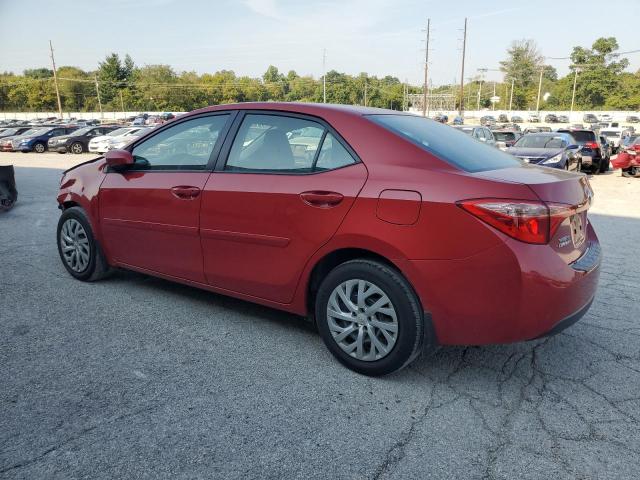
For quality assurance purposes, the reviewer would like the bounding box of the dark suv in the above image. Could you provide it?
[48,125,120,154]
[557,129,608,173]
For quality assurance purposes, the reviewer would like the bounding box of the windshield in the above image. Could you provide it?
[18,128,41,137]
[1,128,20,136]
[514,135,567,148]
[72,127,94,136]
[622,136,638,146]
[108,128,130,136]
[368,114,521,173]
[493,132,515,141]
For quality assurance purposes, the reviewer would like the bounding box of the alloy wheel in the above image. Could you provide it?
[326,279,398,361]
[71,143,83,154]
[34,143,45,153]
[60,218,91,272]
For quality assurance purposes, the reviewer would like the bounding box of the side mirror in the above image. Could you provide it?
[567,144,580,150]
[105,149,133,169]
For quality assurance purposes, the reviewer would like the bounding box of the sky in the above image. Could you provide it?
[0,0,639,86]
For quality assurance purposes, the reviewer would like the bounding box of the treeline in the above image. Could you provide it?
[0,55,412,113]
[1,36,639,113]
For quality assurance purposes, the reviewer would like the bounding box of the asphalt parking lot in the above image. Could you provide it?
[1,152,639,479]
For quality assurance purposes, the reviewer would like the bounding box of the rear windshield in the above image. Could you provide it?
[560,130,595,142]
[368,114,521,172]
[493,132,515,141]
[601,131,620,137]
[515,135,566,148]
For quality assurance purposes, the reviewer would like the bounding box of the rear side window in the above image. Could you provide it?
[368,114,521,172]
[225,114,356,173]
[494,132,515,141]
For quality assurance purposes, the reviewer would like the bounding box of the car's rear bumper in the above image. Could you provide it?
[404,223,601,345]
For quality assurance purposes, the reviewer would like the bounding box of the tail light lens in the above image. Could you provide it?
[584,141,599,149]
[457,199,579,245]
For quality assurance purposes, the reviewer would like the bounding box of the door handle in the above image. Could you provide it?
[300,191,344,208]
[171,186,201,200]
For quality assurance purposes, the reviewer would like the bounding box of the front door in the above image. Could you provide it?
[100,113,233,282]
[200,112,368,303]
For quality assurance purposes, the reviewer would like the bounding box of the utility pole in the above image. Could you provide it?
[509,78,515,112]
[322,48,327,103]
[364,80,367,107]
[535,66,544,113]
[476,71,485,111]
[94,74,103,119]
[458,17,467,116]
[570,68,580,116]
[119,90,125,113]
[49,40,63,119]
[422,18,430,117]
[492,82,496,111]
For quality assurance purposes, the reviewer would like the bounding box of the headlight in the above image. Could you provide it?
[542,153,563,164]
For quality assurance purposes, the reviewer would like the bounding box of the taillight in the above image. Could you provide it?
[457,199,578,245]
[584,141,599,149]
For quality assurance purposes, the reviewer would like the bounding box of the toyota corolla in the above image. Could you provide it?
[56,103,601,376]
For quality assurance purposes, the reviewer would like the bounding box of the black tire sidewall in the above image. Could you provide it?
[71,142,84,154]
[315,260,423,376]
[56,207,98,281]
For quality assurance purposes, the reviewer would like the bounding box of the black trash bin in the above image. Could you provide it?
[0,165,18,211]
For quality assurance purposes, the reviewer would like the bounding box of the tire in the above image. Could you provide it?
[315,259,427,376]
[70,142,84,154]
[599,157,610,173]
[56,206,110,281]
[33,142,46,153]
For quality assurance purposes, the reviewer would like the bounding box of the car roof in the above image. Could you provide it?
[189,102,402,118]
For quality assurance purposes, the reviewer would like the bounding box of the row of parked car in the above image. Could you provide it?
[453,124,626,174]
[0,123,157,154]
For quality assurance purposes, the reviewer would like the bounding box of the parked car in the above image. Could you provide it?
[528,113,540,122]
[544,114,558,123]
[0,128,40,151]
[433,113,448,124]
[625,115,640,123]
[557,115,570,123]
[557,129,608,173]
[599,114,613,122]
[511,115,523,123]
[453,125,497,147]
[55,103,600,375]
[480,115,496,127]
[507,132,582,171]
[497,114,508,122]
[89,127,149,154]
[599,135,612,162]
[106,127,155,151]
[48,126,120,154]
[619,134,639,153]
[13,126,78,153]
[452,115,464,125]
[492,130,522,150]
[583,114,598,123]
[0,126,32,140]
[599,129,624,153]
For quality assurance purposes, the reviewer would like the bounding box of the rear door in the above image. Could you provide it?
[200,111,368,303]
[99,112,233,282]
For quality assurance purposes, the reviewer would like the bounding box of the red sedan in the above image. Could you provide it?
[56,103,601,375]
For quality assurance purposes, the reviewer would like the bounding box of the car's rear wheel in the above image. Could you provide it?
[33,142,45,153]
[599,157,610,173]
[70,142,84,154]
[315,259,426,376]
[56,206,110,281]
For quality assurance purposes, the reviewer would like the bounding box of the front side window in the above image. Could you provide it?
[131,114,229,170]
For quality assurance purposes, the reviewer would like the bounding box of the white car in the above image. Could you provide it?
[106,127,154,151]
[88,127,148,153]
[599,114,613,122]
[600,128,624,152]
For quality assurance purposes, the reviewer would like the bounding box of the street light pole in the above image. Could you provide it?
[570,68,580,116]
[535,66,544,113]
[509,78,515,112]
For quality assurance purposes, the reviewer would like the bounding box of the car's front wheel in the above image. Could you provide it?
[56,206,110,281]
[70,142,84,154]
[315,259,427,376]
[33,142,46,153]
